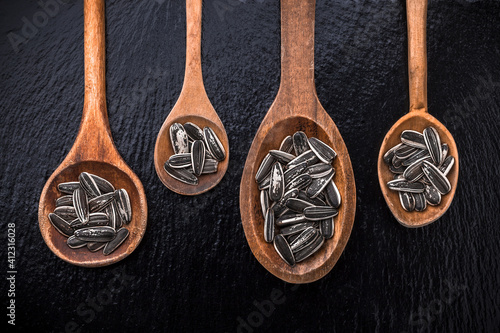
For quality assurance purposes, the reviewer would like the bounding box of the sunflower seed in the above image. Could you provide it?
[264,208,275,243]
[283,162,308,184]
[402,148,430,167]
[260,190,270,217]
[389,164,406,174]
[58,181,80,194]
[387,179,425,193]
[305,168,335,198]
[66,235,87,249]
[280,222,315,236]
[106,201,122,230]
[324,180,341,208]
[275,213,308,227]
[79,172,101,198]
[115,189,132,224]
[269,150,295,164]
[269,163,285,202]
[255,154,275,183]
[290,227,318,252]
[48,213,74,237]
[168,153,192,168]
[191,140,206,176]
[395,144,419,159]
[423,127,442,164]
[305,163,333,179]
[319,218,334,239]
[399,192,415,212]
[308,137,337,163]
[285,174,313,191]
[88,192,114,212]
[170,123,189,154]
[403,156,432,182]
[294,234,324,263]
[285,198,314,212]
[383,143,402,164]
[74,226,116,242]
[304,206,338,221]
[440,143,449,165]
[56,195,73,207]
[293,131,309,156]
[183,122,204,141]
[203,127,225,161]
[297,191,326,206]
[89,174,115,193]
[273,234,295,266]
[413,192,427,211]
[424,184,441,206]
[279,135,294,154]
[287,150,319,169]
[422,161,451,194]
[401,130,426,149]
[164,161,198,185]
[103,228,130,255]
[54,206,77,221]
[73,187,89,224]
[439,156,455,176]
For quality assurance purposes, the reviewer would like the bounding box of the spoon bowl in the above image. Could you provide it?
[241,114,355,283]
[153,0,229,196]
[377,0,459,227]
[39,161,147,267]
[38,0,147,266]
[154,113,229,195]
[378,112,459,227]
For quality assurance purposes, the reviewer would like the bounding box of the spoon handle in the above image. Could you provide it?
[182,0,205,95]
[279,0,316,99]
[74,0,114,155]
[407,0,428,113]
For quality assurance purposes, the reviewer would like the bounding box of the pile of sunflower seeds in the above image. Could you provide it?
[256,131,341,267]
[383,126,455,211]
[48,172,131,255]
[163,122,226,185]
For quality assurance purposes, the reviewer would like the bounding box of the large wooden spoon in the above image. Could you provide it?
[154,0,229,195]
[38,0,148,267]
[240,0,356,284]
[377,0,459,227]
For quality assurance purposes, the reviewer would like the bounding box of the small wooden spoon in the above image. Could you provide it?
[38,0,148,267]
[154,0,229,195]
[377,0,459,228]
[240,0,356,284]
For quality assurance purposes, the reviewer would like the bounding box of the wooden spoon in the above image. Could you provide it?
[239,0,356,284]
[38,0,148,267]
[154,0,229,195]
[377,0,459,228]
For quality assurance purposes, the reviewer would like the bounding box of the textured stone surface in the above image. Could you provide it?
[1,0,499,332]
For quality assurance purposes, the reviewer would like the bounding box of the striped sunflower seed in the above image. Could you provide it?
[308,137,337,163]
[56,195,73,207]
[285,174,313,191]
[290,227,318,252]
[164,161,198,185]
[423,127,442,165]
[324,180,341,208]
[292,131,309,156]
[203,126,225,162]
[305,168,335,198]
[399,192,415,212]
[285,198,314,213]
[280,222,315,236]
[439,156,455,176]
[279,135,294,154]
[115,189,132,224]
[79,172,101,198]
[264,208,275,243]
[260,190,270,217]
[170,123,189,154]
[103,228,130,255]
[422,161,451,195]
[413,192,427,212]
[319,218,334,239]
[305,163,333,179]
[275,213,307,227]
[303,206,338,221]
[168,153,192,168]
[395,144,419,159]
[269,163,285,202]
[73,187,89,225]
[54,206,77,221]
[48,213,74,237]
[255,154,275,183]
[88,192,114,212]
[74,226,116,242]
[383,143,402,164]
[287,150,319,169]
[66,235,87,249]
[273,234,295,266]
[269,150,295,164]
[191,140,206,176]
[424,184,441,206]
[401,130,426,149]
[57,181,80,194]
[183,122,204,141]
[70,212,109,229]
[89,174,115,194]
[387,179,425,193]
[294,234,324,263]
[403,156,432,182]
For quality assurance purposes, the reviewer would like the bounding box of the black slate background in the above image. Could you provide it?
[1,0,499,332]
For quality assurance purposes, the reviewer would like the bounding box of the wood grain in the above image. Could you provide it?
[377,0,459,227]
[240,0,356,284]
[38,0,148,267]
[154,0,229,195]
